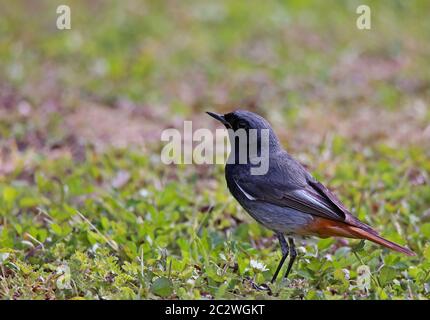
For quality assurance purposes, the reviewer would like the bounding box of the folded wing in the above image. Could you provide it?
[234,169,375,233]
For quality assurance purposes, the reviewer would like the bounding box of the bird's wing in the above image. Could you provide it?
[305,177,377,233]
[306,178,350,218]
[235,169,376,232]
[235,175,346,222]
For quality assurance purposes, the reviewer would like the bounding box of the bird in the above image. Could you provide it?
[207,109,415,285]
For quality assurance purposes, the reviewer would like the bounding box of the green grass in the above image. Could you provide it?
[1,0,430,299]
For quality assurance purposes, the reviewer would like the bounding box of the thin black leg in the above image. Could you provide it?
[284,237,297,279]
[271,233,289,283]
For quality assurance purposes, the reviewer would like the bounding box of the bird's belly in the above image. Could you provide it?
[240,200,314,235]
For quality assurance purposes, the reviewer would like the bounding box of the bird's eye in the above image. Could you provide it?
[236,120,248,129]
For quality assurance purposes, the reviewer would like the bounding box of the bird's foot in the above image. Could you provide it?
[243,277,272,293]
[250,281,272,293]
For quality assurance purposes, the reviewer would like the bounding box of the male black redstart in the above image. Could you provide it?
[207,110,415,284]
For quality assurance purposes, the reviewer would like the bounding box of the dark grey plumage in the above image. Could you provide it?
[211,110,368,234]
[207,109,415,285]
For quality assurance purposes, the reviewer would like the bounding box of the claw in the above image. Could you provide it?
[250,281,272,293]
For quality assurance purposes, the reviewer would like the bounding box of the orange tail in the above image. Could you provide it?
[305,218,416,256]
[347,226,416,256]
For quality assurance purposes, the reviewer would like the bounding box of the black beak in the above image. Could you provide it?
[206,111,230,127]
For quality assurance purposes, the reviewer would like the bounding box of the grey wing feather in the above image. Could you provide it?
[305,177,377,233]
[234,152,375,231]
[236,177,346,222]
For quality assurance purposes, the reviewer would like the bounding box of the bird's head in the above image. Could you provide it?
[207,110,270,130]
[207,109,281,153]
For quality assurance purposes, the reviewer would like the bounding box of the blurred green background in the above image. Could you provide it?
[0,1,429,299]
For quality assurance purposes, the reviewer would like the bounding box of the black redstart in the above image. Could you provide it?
[207,110,415,284]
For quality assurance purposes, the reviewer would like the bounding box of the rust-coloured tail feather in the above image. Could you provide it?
[348,226,415,256]
[305,217,416,256]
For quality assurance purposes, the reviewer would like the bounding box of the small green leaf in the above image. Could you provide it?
[351,240,365,253]
[318,238,334,250]
[3,187,18,205]
[51,223,63,236]
[423,245,430,261]
[19,197,40,208]
[151,277,173,297]
[421,223,430,238]
[379,266,397,286]
[377,287,389,299]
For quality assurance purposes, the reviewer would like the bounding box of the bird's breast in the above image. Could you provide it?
[224,165,314,235]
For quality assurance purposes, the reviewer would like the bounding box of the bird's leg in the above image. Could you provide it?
[271,233,289,283]
[284,237,297,279]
